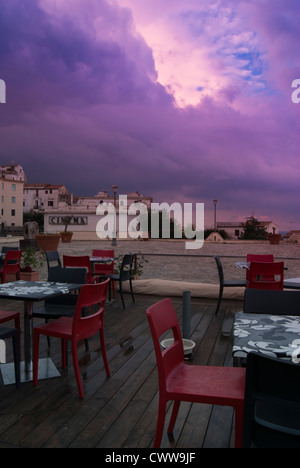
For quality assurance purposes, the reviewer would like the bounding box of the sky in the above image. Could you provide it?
[0,0,299,231]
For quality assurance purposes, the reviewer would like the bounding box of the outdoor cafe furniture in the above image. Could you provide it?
[284,278,300,289]
[45,251,62,271]
[0,246,19,266]
[215,255,247,316]
[247,261,284,290]
[100,254,135,309]
[0,250,22,283]
[245,254,274,281]
[233,311,300,364]
[63,255,97,284]
[32,267,87,350]
[0,325,20,389]
[146,298,246,448]
[0,280,81,385]
[242,352,300,448]
[33,279,110,399]
[0,309,21,359]
[91,249,115,296]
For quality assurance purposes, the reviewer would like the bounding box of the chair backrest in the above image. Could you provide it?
[72,279,110,340]
[120,254,136,281]
[45,251,62,270]
[1,246,19,254]
[63,255,93,282]
[246,254,274,281]
[47,266,87,284]
[244,289,300,315]
[92,249,114,275]
[243,352,300,448]
[215,255,224,284]
[46,267,87,306]
[146,298,184,394]
[3,250,22,279]
[248,261,284,290]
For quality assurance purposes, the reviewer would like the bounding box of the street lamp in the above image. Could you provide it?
[111,184,118,246]
[213,198,218,232]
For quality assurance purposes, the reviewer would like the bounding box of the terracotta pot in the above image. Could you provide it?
[35,234,61,252]
[60,232,73,243]
[268,234,282,245]
[20,271,40,281]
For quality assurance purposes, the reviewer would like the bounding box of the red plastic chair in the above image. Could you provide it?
[247,261,284,290]
[0,310,21,359]
[33,279,110,398]
[63,255,97,284]
[0,250,22,283]
[146,298,246,448]
[92,250,115,296]
[246,254,274,282]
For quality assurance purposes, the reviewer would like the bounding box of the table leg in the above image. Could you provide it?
[24,300,33,373]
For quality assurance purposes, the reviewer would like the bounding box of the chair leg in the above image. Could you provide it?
[215,284,223,316]
[129,278,135,303]
[71,340,84,399]
[12,332,20,389]
[14,315,21,360]
[167,400,180,434]
[99,328,110,377]
[33,330,40,386]
[234,402,244,448]
[153,397,167,448]
[119,280,125,309]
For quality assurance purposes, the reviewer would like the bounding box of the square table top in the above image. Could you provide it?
[233,311,300,361]
[0,281,80,301]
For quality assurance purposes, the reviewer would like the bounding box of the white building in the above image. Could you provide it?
[23,184,72,212]
[43,190,153,240]
[0,163,26,231]
[217,221,279,240]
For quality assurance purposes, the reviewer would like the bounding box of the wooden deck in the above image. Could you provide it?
[0,292,243,449]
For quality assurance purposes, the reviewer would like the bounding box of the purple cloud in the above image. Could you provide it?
[0,0,299,230]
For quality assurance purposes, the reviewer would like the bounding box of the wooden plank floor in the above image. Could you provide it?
[0,292,243,448]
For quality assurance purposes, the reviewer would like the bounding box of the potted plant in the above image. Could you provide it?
[60,216,73,243]
[20,247,45,281]
[35,233,61,251]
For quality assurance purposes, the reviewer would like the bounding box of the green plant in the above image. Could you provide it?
[21,247,45,272]
[62,216,73,232]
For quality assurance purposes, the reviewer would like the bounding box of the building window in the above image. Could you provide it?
[11,209,16,216]
[12,184,16,191]
[11,196,15,204]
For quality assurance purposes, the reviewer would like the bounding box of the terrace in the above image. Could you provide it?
[0,291,242,449]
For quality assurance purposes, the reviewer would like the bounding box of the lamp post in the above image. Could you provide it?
[111,184,118,246]
[213,198,218,232]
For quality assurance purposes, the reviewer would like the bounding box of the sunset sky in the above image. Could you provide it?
[0,0,299,230]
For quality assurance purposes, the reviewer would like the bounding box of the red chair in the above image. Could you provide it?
[146,298,246,448]
[246,254,274,282]
[33,279,110,398]
[92,250,115,296]
[63,255,97,284]
[247,261,284,290]
[0,250,22,283]
[0,310,21,359]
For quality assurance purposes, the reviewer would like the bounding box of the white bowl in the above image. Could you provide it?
[161,338,195,356]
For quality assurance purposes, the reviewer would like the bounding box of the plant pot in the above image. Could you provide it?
[20,271,40,281]
[35,234,61,252]
[60,232,73,243]
[268,234,282,245]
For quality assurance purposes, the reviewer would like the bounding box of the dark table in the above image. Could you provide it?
[233,311,300,365]
[0,280,81,384]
